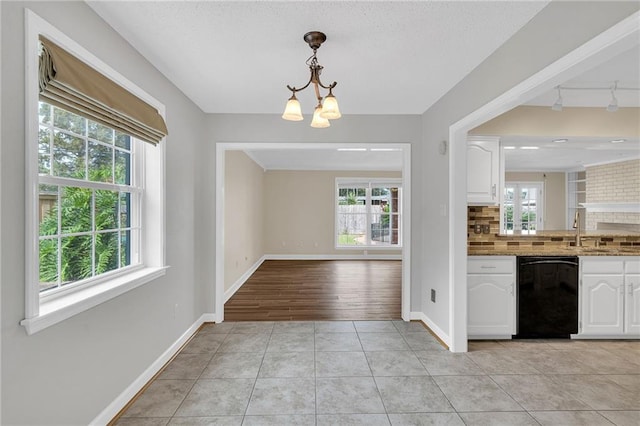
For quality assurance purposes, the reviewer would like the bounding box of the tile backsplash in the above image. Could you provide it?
[468,205,640,254]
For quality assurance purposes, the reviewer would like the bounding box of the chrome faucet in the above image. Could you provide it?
[573,211,582,246]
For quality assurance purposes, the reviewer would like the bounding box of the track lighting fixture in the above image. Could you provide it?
[551,86,563,111]
[550,80,638,112]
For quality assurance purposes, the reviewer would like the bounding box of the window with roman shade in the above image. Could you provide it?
[38,35,168,145]
[23,10,168,335]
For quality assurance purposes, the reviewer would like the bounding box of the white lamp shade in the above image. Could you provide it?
[282,95,303,121]
[310,106,330,128]
[320,94,341,119]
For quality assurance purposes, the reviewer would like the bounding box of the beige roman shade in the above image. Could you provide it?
[38,36,168,145]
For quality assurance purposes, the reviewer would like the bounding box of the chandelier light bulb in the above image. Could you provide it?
[282,94,304,121]
[310,105,330,128]
[320,92,341,119]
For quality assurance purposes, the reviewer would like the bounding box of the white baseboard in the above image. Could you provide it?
[265,253,402,260]
[224,255,266,303]
[410,311,452,348]
[571,334,640,340]
[90,313,213,425]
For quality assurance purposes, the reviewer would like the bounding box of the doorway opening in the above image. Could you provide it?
[215,143,411,323]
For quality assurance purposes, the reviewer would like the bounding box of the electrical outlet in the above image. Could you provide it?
[474,224,482,234]
[482,224,491,234]
[431,289,436,303]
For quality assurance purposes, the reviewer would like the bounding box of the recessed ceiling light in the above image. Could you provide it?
[503,146,516,150]
[553,138,568,143]
[610,139,626,144]
[520,146,539,150]
[337,148,367,152]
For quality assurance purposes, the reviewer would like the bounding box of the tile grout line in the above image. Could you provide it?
[167,325,232,422]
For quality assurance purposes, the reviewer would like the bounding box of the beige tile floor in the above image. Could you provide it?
[114,321,640,425]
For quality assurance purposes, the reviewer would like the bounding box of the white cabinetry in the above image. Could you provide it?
[468,256,515,338]
[580,257,640,337]
[467,137,501,205]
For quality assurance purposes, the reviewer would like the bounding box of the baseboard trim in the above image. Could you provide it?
[92,313,213,425]
[224,256,266,303]
[264,253,402,260]
[410,311,452,348]
[571,334,640,340]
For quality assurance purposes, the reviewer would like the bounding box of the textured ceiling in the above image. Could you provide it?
[88,0,548,115]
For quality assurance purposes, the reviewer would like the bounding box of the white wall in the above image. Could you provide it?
[224,151,265,290]
[420,1,639,344]
[263,170,402,256]
[1,2,207,424]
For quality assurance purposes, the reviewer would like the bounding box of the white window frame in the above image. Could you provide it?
[22,10,167,335]
[335,177,403,249]
[502,181,544,234]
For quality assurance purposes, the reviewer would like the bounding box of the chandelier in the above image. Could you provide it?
[282,31,341,128]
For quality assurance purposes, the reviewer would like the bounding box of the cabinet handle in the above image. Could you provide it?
[492,184,497,198]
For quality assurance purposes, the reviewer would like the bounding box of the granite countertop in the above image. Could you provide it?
[497,230,640,238]
[469,247,640,256]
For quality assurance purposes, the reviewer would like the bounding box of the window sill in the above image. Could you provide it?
[21,266,168,335]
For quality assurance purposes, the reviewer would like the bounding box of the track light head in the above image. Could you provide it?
[607,81,619,112]
[551,86,563,111]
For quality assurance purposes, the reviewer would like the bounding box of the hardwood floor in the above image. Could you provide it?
[224,260,402,321]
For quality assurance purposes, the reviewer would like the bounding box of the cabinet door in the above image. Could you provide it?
[468,274,514,336]
[467,139,499,204]
[625,274,640,336]
[581,274,624,335]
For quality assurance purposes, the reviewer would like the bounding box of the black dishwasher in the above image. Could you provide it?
[516,256,579,338]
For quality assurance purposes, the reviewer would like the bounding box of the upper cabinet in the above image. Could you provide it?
[467,136,502,205]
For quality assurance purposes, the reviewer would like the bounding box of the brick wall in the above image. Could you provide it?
[586,159,640,230]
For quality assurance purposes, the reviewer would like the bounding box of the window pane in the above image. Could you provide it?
[39,126,51,174]
[53,130,86,178]
[39,184,58,236]
[115,131,131,150]
[39,102,51,124]
[95,232,119,274]
[95,190,118,231]
[115,150,131,185]
[39,238,58,292]
[60,187,92,234]
[60,235,92,284]
[54,107,86,136]
[88,141,113,183]
[120,230,131,267]
[119,192,130,228]
[88,121,114,144]
[371,214,390,243]
[337,212,366,245]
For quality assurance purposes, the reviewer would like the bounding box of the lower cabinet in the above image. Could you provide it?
[468,256,515,338]
[580,257,640,337]
[625,273,640,336]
